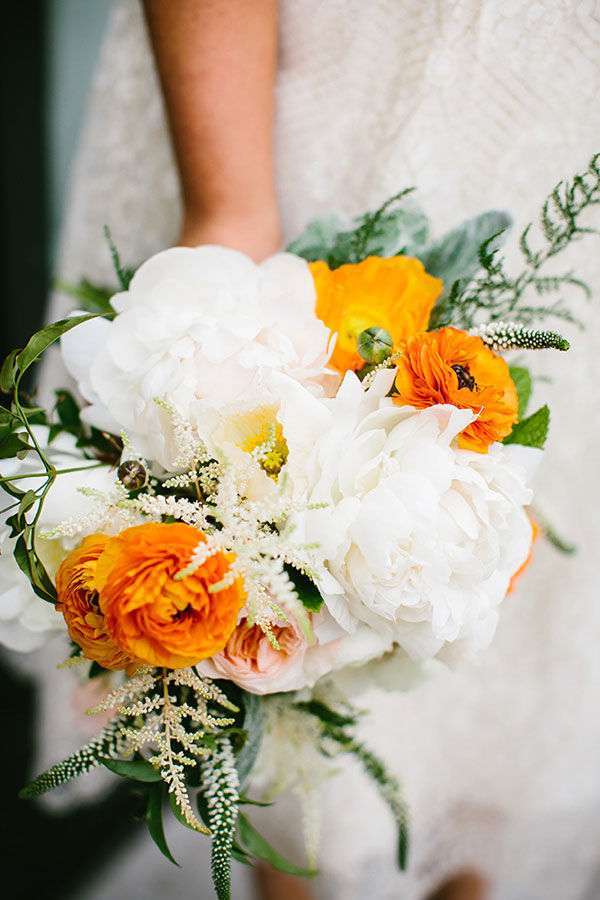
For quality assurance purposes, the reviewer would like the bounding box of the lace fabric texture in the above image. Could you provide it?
[38,1,600,897]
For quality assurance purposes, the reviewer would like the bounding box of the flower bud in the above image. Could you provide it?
[117,459,148,491]
[357,327,393,364]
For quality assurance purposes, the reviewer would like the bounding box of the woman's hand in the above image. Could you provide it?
[178,207,281,261]
[144,0,280,262]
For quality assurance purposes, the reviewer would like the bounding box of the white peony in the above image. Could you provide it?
[0,528,64,652]
[275,369,541,663]
[61,246,334,467]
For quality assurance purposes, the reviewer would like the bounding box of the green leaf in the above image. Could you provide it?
[287,215,344,261]
[420,210,512,299]
[238,795,272,808]
[235,692,264,788]
[0,432,32,459]
[18,490,38,517]
[101,757,162,783]
[237,813,316,878]
[509,365,533,419]
[16,315,99,377]
[288,193,430,267]
[0,349,21,393]
[504,404,550,449]
[296,699,357,728]
[285,565,324,612]
[55,390,82,433]
[55,278,115,317]
[13,534,57,603]
[104,225,136,290]
[398,822,409,871]
[145,783,180,866]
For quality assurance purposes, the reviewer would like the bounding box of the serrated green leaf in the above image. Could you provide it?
[504,404,550,449]
[509,365,533,419]
[0,349,21,393]
[420,210,512,299]
[102,757,162,783]
[145,783,179,866]
[16,314,98,377]
[237,813,316,878]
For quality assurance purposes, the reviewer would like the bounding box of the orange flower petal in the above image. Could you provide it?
[96,522,245,669]
[393,327,519,452]
[310,255,443,374]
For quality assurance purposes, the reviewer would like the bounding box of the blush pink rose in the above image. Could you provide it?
[198,616,309,694]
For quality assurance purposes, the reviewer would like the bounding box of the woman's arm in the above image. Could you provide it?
[143,0,280,259]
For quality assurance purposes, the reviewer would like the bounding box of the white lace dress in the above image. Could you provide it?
[41,2,600,898]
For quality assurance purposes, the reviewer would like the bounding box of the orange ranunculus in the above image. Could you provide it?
[310,255,443,373]
[95,522,244,669]
[508,516,540,594]
[393,327,519,452]
[56,533,133,671]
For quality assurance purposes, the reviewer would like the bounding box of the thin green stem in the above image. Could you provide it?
[0,462,105,486]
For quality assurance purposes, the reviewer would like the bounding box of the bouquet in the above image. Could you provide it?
[2,155,598,898]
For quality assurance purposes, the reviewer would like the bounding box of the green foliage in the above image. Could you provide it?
[299,699,409,871]
[532,509,577,555]
[234,692,264,788]
[504,404,550,449]
[103,225,136,291]
[509,366,533,419]
[101,757,162,783]
[422,210,512,314]
[433,153,600,330]
[20,717,127,798]
[56,278,115,318]
[237,813,316,877]
[295,699,356,729]
[0,350,20,394]
[288,190,429,267]
[17,315,99,379]
[285,564,324,613]
[145,782,180,866]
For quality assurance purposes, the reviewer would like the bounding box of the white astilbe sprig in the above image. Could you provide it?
[87,667,237,833]
[154,397,211,472]
[250,697,329,869]
[40,482,142,540]
[120,492,206,528]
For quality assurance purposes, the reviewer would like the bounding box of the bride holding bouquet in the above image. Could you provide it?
[14,2,600,899]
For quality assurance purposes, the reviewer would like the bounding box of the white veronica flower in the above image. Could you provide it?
[61,246,334,467]
[276,370,541,663]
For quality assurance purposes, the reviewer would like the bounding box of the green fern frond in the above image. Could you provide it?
[325,729,410,870]
[435,152,600,330]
